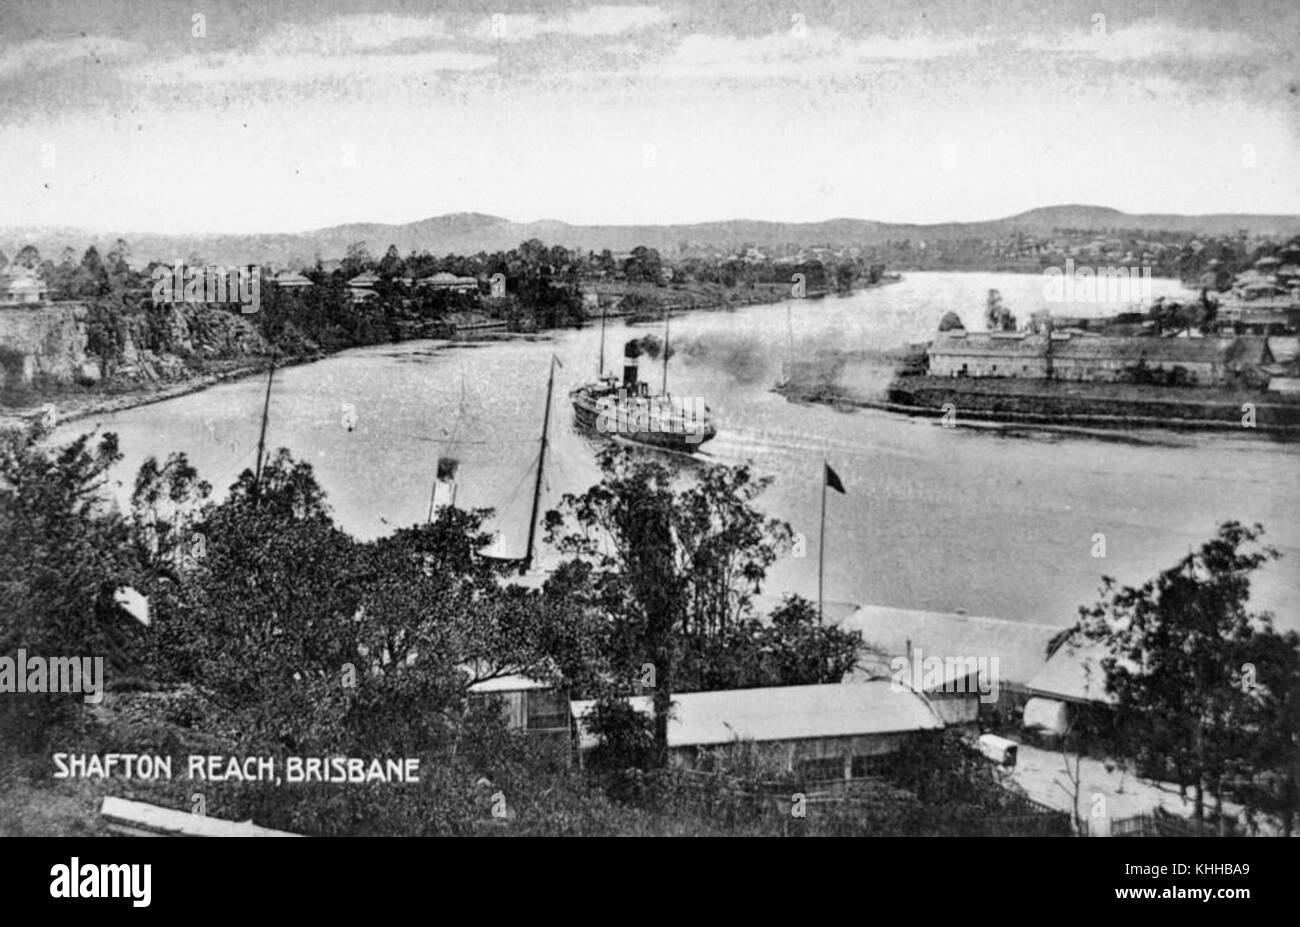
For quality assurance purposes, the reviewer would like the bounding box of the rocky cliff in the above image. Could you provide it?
[0,302,269,391]
[0,304,97,388]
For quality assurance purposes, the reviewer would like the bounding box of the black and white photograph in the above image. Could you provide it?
[0,0,1295,883]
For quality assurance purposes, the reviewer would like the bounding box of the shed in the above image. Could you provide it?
[837,604,1061,720]
[571,680,943,780]
[468,673,570,741]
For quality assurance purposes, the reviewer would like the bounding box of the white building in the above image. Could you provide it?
[571,680,944,781]
[0,266,49,305]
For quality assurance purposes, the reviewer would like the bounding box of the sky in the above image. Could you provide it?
[0,0,1297,234]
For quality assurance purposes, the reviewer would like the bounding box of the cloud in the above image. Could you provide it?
[258,14,450,55]
[127,49,495,87]
[0,36,140,80]
[468,5,672,43]
[121,14,487,88]
[647,28,978,81]
[1021,19,1261,61]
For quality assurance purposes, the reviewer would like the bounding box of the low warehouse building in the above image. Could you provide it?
[837,604,1061,725]
[927,332,1050,379]
[926,332,1271,387]
[571,680,944,781]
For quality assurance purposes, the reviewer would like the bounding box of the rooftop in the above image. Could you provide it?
[836,604,1062,686]
[1024,638,1120,705]
[570,679,942,751]
[928,333,1050,358]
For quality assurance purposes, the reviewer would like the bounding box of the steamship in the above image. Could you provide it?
[569,310,717,451]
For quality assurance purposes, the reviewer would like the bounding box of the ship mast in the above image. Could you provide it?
[598,302,607,378]
[661,307,670,395]
[522,354,557,574]
[251,357,276,499]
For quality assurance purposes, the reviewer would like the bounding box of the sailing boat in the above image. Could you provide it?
[475,355,559,575]
[569,305,717,451]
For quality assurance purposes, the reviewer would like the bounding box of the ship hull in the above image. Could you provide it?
[570,386,717,451]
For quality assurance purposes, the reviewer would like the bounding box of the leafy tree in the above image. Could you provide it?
[13,245,40,269]
[377,244,405,280]
[984,289,1016,331]
[623,246,662,285]
[546,448,846,764]
[143,448,591,758]
[938,310,965,332]
[1074,521,1299,832]
[342,241,373,277]
[676,595,861,692]
[0,426,146,753]
[74,246,109,298]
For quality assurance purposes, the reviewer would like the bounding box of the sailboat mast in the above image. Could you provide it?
[661,308,670,395]
[252,358,276,496]
[598,303,607,378]
[522,355,557,573]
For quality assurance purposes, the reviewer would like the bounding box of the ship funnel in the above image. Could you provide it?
[623,341,639,386]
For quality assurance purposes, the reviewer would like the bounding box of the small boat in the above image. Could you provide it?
[569,307,717,450]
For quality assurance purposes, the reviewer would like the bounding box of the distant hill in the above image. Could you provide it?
[3,206,1298,268]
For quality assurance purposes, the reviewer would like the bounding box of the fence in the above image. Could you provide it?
[1110,812,1224,837]
[665,768,1071,836]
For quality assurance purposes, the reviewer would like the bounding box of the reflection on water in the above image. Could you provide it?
[58,273,1299,630]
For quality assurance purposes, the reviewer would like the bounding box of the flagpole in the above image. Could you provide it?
[818,458,827,626]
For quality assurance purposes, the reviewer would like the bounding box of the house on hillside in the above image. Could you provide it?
[571,680,944,781]
[417,272,479,293]
[0,266,49,305]
[269,270,314,290]
[347,271,379,304]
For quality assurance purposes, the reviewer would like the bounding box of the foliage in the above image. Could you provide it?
[0,424,147,753]
[1074,520,1299,834]
[545,447,860,764]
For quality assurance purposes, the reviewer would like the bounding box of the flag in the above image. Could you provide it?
[437,457,459,481]
[824,462,846,494]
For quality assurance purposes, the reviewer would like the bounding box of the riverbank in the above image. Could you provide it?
[777,374,1300,435]
[0,355,322,434]
[0,278,841,433]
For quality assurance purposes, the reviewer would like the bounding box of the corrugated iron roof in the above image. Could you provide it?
[570,680,942,751]
[837,604,1060,686]
[928,333,1049,358]
[1052,336,1213,362]
[469,674,553,693]
[1024,639,1122,705]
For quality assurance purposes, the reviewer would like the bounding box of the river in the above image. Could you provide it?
[56,272,1299,631]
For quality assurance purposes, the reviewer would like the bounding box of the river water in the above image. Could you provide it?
[58,273,1298,631]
